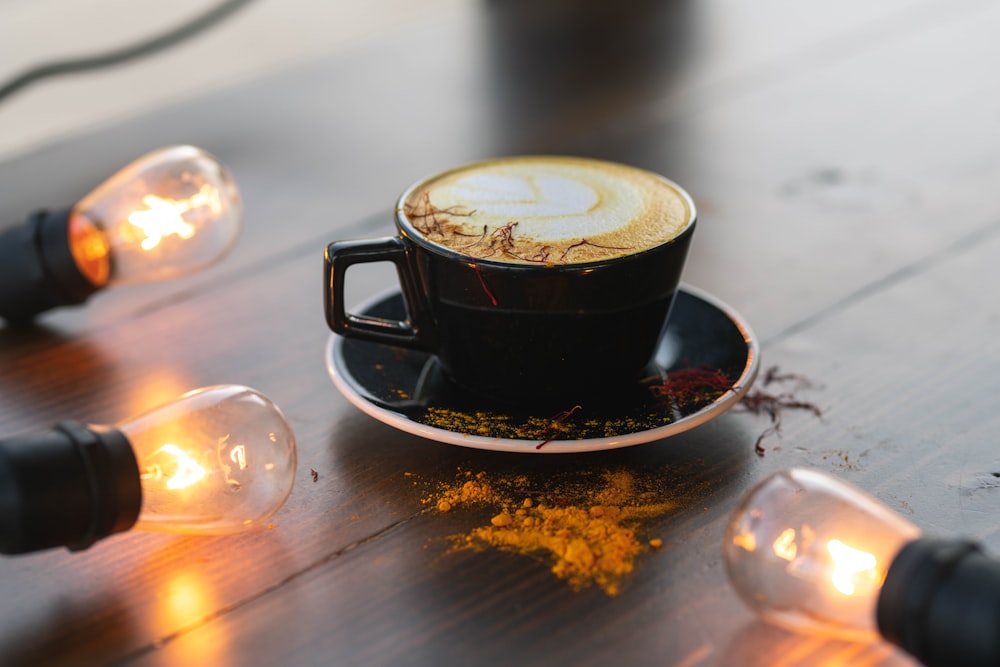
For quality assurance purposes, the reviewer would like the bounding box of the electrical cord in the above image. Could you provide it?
[0,0,258,105]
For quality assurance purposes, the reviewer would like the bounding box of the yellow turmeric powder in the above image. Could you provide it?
[420,468,674,596]
[421,406,673,442]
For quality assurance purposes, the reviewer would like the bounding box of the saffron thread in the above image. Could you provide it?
[471,262,498,306]
[536,405,583,449]
[403,191,475,236]
[736,365,822,456]
[648,367,733,412]
[559,238,632,262]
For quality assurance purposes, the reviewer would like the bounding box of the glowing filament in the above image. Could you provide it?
[827,539,879,595]
[230,444,248,470]
[772,528,798,561]
[146,444,207,490]
[128,184,221,250]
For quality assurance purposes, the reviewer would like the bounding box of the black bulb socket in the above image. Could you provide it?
[0,209,101,324]
[878,537,1000,667]
[0,422,142,555]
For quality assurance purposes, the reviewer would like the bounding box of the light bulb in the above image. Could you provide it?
[68,145,241,286]
[724,468,1000,667]
[0,385,296,555]
[0,145,241,323]
[724,468,920,640]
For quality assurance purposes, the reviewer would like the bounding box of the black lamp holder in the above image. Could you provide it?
[878,537,1000,667]
[0,422,141,555]
[0,210,99,324]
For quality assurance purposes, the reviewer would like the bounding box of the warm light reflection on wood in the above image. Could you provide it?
[155,570,228,666]
[126,375,190,423]
[726,621,900,667]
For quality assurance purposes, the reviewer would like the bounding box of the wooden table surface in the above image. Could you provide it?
[2,1,999,665]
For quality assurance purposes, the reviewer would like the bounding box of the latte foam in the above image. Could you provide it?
[400,157,693,264]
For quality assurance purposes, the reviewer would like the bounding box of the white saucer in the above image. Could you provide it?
[325,284,759,453]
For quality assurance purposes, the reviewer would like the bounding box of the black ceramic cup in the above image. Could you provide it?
[324,157,696,405]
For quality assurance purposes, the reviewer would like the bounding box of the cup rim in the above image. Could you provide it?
[394,155,697,270]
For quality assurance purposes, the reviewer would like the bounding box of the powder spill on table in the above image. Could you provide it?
[419,468,679,595]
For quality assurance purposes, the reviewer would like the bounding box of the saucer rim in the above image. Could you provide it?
[325,283,760,453]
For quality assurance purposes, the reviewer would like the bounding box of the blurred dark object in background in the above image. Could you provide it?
[485,0,693,151]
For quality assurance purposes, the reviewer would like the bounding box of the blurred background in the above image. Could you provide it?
[0,0,465,160]
[3,0,997,343]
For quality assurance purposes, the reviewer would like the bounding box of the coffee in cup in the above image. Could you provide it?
[400,156,690,265]
[324,156,696,404]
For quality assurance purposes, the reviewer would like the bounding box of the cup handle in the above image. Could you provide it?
[324,237,435,350]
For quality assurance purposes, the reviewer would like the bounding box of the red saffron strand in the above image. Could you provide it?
[762,365,813,388]
[559,238,632,262]
[735,365,823,456]
[471,262,498,306]
[648,367,732,412]
[455,225,488,249]
[753,426,777,457]
[536,405,583,449]
[737,390,822,421]
[649,368,731,398]
[403,191,476,236]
